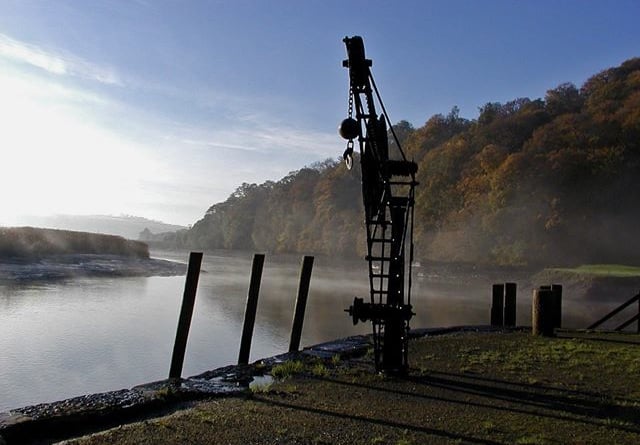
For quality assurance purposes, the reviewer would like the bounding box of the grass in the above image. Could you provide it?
[421,333,640,397]
[59,331,640,445]
[270,358,335,380]
[310,362,329,377]
[514,434,549,445]
[548,264,640,277]
[270,360,305,379]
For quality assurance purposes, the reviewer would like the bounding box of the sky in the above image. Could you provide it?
[0,0,638,227]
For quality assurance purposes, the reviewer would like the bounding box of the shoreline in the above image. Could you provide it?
[3,326,638,444]
[0,326,496,442]
[0,254,186,283]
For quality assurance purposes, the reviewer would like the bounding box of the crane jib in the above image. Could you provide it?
[338,35,418,374]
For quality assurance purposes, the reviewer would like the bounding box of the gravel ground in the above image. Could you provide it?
[57,330,640,445]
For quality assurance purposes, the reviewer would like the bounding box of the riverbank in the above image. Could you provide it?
[2,328,639,444]
[0,254,186,282]
[0,227,186,281]
[534,267,640,302]
[0,227,149,259]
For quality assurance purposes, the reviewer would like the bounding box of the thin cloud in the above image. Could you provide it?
[250,122,337,151]
[243,123,338,157]
[167,122,337,158]
[179,138,262,153]
[0,33,122,86]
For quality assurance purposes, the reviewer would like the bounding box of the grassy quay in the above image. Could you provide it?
[50,329,640,445]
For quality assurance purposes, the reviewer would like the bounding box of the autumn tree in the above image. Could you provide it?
[177,57,640,266]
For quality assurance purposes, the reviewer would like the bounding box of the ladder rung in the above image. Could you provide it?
[371,238,392,243]
[366,255,391,261]
[372,274,390,279]
[356,112,375,119]
[387,180,419,186]
[368,220,392,225]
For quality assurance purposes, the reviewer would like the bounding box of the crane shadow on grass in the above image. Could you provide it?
[269,368,640,438]
[251,393,505,445]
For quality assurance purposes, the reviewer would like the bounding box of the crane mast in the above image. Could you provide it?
[339,36,418,374]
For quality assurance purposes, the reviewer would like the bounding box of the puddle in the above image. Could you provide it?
[249,375,274,391]
[181,377,243,395]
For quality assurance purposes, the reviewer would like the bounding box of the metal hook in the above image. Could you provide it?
[343,140,354,170]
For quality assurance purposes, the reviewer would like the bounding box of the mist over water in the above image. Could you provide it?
[0,250,623,412]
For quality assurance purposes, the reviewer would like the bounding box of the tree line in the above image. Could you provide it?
[146,57,640,266]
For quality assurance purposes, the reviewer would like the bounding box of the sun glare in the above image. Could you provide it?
[0,71,159,224]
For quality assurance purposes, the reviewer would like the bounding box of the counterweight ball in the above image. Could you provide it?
[339,117,359,140]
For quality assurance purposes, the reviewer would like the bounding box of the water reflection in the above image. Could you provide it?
[0,250,632,412]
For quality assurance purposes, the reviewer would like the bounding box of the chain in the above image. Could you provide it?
[343,82,355,170]
[348,83,354,119]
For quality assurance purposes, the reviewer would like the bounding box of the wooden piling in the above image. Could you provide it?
[504,282,517,327]
[532,287,555,336]
[289,256,315,352]
[551,284,563,329]
[491,284,504,326]
[169,251,203,379]
[238,254,265,365]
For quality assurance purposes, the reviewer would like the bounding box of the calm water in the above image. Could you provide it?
[0,250,617,411]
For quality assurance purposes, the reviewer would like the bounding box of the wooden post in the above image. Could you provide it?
[238,254,265,365]
[289,256,315,352]
[551,284,563,329]
[491,284,504,326]
[504,282,517,327]
[169,252,203,379]
[532,287,555,336]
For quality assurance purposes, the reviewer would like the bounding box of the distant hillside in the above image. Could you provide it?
[16,215,187,241]
[138,227,189,250]
[174,57,640,266]
[0,227,149,259]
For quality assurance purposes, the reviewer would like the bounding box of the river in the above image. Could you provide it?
[0,249,617,412]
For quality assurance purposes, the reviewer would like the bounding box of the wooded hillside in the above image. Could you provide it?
[156,57,640,266]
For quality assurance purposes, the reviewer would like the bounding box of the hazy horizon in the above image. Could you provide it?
[0,213,189,242]
[0,212,187,228]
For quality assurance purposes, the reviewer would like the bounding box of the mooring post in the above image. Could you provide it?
[551,284,563,329]
[491,284,505,326]
[504,282,517,327]
[238,253,265,365]
[637,292,640,334]
[532,287,555,336]
[169,251,203,379]
[289,256,315,352]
